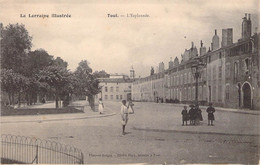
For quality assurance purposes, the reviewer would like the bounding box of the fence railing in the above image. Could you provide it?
[1,134,84,164]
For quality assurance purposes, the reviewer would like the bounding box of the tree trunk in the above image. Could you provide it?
[11,92,15,106]
[55,95,59,108]
[8,92,11,105]
[88,95,95,111]
[18,92,21,108]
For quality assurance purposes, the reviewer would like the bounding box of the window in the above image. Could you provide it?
[207,67,211,80]
[110,95,113,100]
[105,95,108,100]
[234,62,238,80]
[226,63,230,78]
[105,87,108,92]
[212,85,216,101]
[219,52,222,59]
[120,95,122,99]
[218,85,222,102]
[116,95,119,100]
[110,87,113,92]
[226,84,230,100]
[188,72,191,84]
[116,87,119,92]
[218,66,222,79]
[245,58,249,72]
[184,73,187,84]
[213,66,216,80]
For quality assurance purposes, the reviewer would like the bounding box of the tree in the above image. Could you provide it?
[93,70,110,78]
[1,23,32,73]
[37,65,71,108]
[53,57,68,69]
[74,60,100,110]
[1,69,29,106]
[24,49,53,76]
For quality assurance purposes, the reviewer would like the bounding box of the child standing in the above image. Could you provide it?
[121,100,129,135]
[206,103,215,126]
[189,105,195,125]
[181,106,189,126]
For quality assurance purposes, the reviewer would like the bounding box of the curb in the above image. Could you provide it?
[132,127,260,137]
[0,112,117,124]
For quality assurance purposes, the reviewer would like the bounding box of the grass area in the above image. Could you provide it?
[1,105,84,116]
[1,158,25,164]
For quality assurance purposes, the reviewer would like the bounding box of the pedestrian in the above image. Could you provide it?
[195,104,203,125]
[127,99,134,114]
[189,105,195,125]
[206,103,215,126]
[181,106,189,126]
[121,100,128,135]
[98,98,104,114]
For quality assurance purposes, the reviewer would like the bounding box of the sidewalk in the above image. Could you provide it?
[153,102,260,115]
[1,101,116,124]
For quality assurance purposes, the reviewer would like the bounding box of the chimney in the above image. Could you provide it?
[191,42,194,48]
[200,40,203,47]
[215,29,217,35]
[248,14,251,20]
[245,13,247,19]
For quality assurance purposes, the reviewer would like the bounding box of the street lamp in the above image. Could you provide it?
[191,57,205,105]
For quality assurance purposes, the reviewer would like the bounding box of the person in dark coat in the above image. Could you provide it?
[189,105,195,125]
[206,103,215,126]
[181,106,189,126]
[195,104,203,125]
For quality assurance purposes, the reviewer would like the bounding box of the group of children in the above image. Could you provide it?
[181,103,215,126]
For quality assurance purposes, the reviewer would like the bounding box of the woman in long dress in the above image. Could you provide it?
[121,100,128,135]
[98,98,104,114]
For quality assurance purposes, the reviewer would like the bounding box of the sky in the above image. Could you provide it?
[0,0,259,77]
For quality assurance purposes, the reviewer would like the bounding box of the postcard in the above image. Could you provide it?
[0,0,259,164]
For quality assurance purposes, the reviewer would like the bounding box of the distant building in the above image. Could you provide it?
[132,72,164,102]
[96,70,136,101]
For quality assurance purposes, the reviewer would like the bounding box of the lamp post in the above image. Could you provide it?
[191,57,205,105]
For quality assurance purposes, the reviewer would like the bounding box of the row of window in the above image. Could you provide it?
[104,86,132,92]
[104,86,119,92]
[168,71,206,87]
[104,95,123,100]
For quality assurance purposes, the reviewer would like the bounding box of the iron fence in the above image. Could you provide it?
[1,134,84,164]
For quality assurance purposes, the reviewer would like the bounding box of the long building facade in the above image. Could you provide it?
[132,14,260,110]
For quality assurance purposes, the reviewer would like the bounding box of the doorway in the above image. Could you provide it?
[242,83,251,109]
